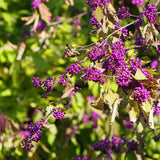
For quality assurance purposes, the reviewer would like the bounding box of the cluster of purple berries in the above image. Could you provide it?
[153,100,160,115]
[131,83,150,102]
[134,16,142,29]
[142,4,158,24]
[21,118,46,150]
[130,58,143,74]
[102,40,131,86]
[33,77,57,92]
[117,6,130,20]
[66,60,83,78]
[53,108,65,118]
[114,23,128,36]
[82,67,107,84]
[131,0,144,7]
[88,43,107,61]
[153,134,160,142]
[90,16,101,28]
[93,135,125,154]
[86,0,110,10]
[21,108,65,149]
[135,36,147,46]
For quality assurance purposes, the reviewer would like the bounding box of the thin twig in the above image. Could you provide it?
[125,43,160,51]
[92,153,103,160]
[156,0,160,6]
[44,99,62,122]
[48,12,88,26]
[100,19,139,45]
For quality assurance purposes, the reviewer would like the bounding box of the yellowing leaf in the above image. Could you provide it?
[104,89,118,110]
[95,5,104,24]
[141,99,153,115]
[128,100,139,123]
[129,106,139,123]
[133,68,147,80]
[137,121,144,133]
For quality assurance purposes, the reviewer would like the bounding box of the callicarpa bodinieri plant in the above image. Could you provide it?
[3,0,160,159]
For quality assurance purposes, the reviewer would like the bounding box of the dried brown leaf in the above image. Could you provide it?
[7,40,18,49]
[63,0,74,6]
[110,97,119,125]
[106,3,120,24]
[148,108,154,129]
[60,84,74,100]
[38,3,52,24]
[16,38,27,61]
[62,44,80,59]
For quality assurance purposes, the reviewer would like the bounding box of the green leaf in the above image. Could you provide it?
[0,0,8,10]
[32,54,47,71]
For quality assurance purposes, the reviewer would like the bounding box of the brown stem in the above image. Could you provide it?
[48,12,88,26]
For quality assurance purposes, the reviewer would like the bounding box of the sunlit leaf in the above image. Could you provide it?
[148,108,154,129]
[141,99,153,115]
[137,121,144,133]
[133,68,147,80]
[129,100,139,122]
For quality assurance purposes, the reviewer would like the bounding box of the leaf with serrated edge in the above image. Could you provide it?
[95,5,104,24]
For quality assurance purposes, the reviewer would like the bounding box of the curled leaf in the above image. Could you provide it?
[62,44,80,59]
[91,94,105,110]
[16,37,27,60]
[110,97,119,125]
[38,3,52,24]
[148,108,154,129]
[63,0,74,6]
[106,3,120,24]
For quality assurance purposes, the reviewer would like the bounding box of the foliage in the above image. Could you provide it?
[0,0,160,160]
